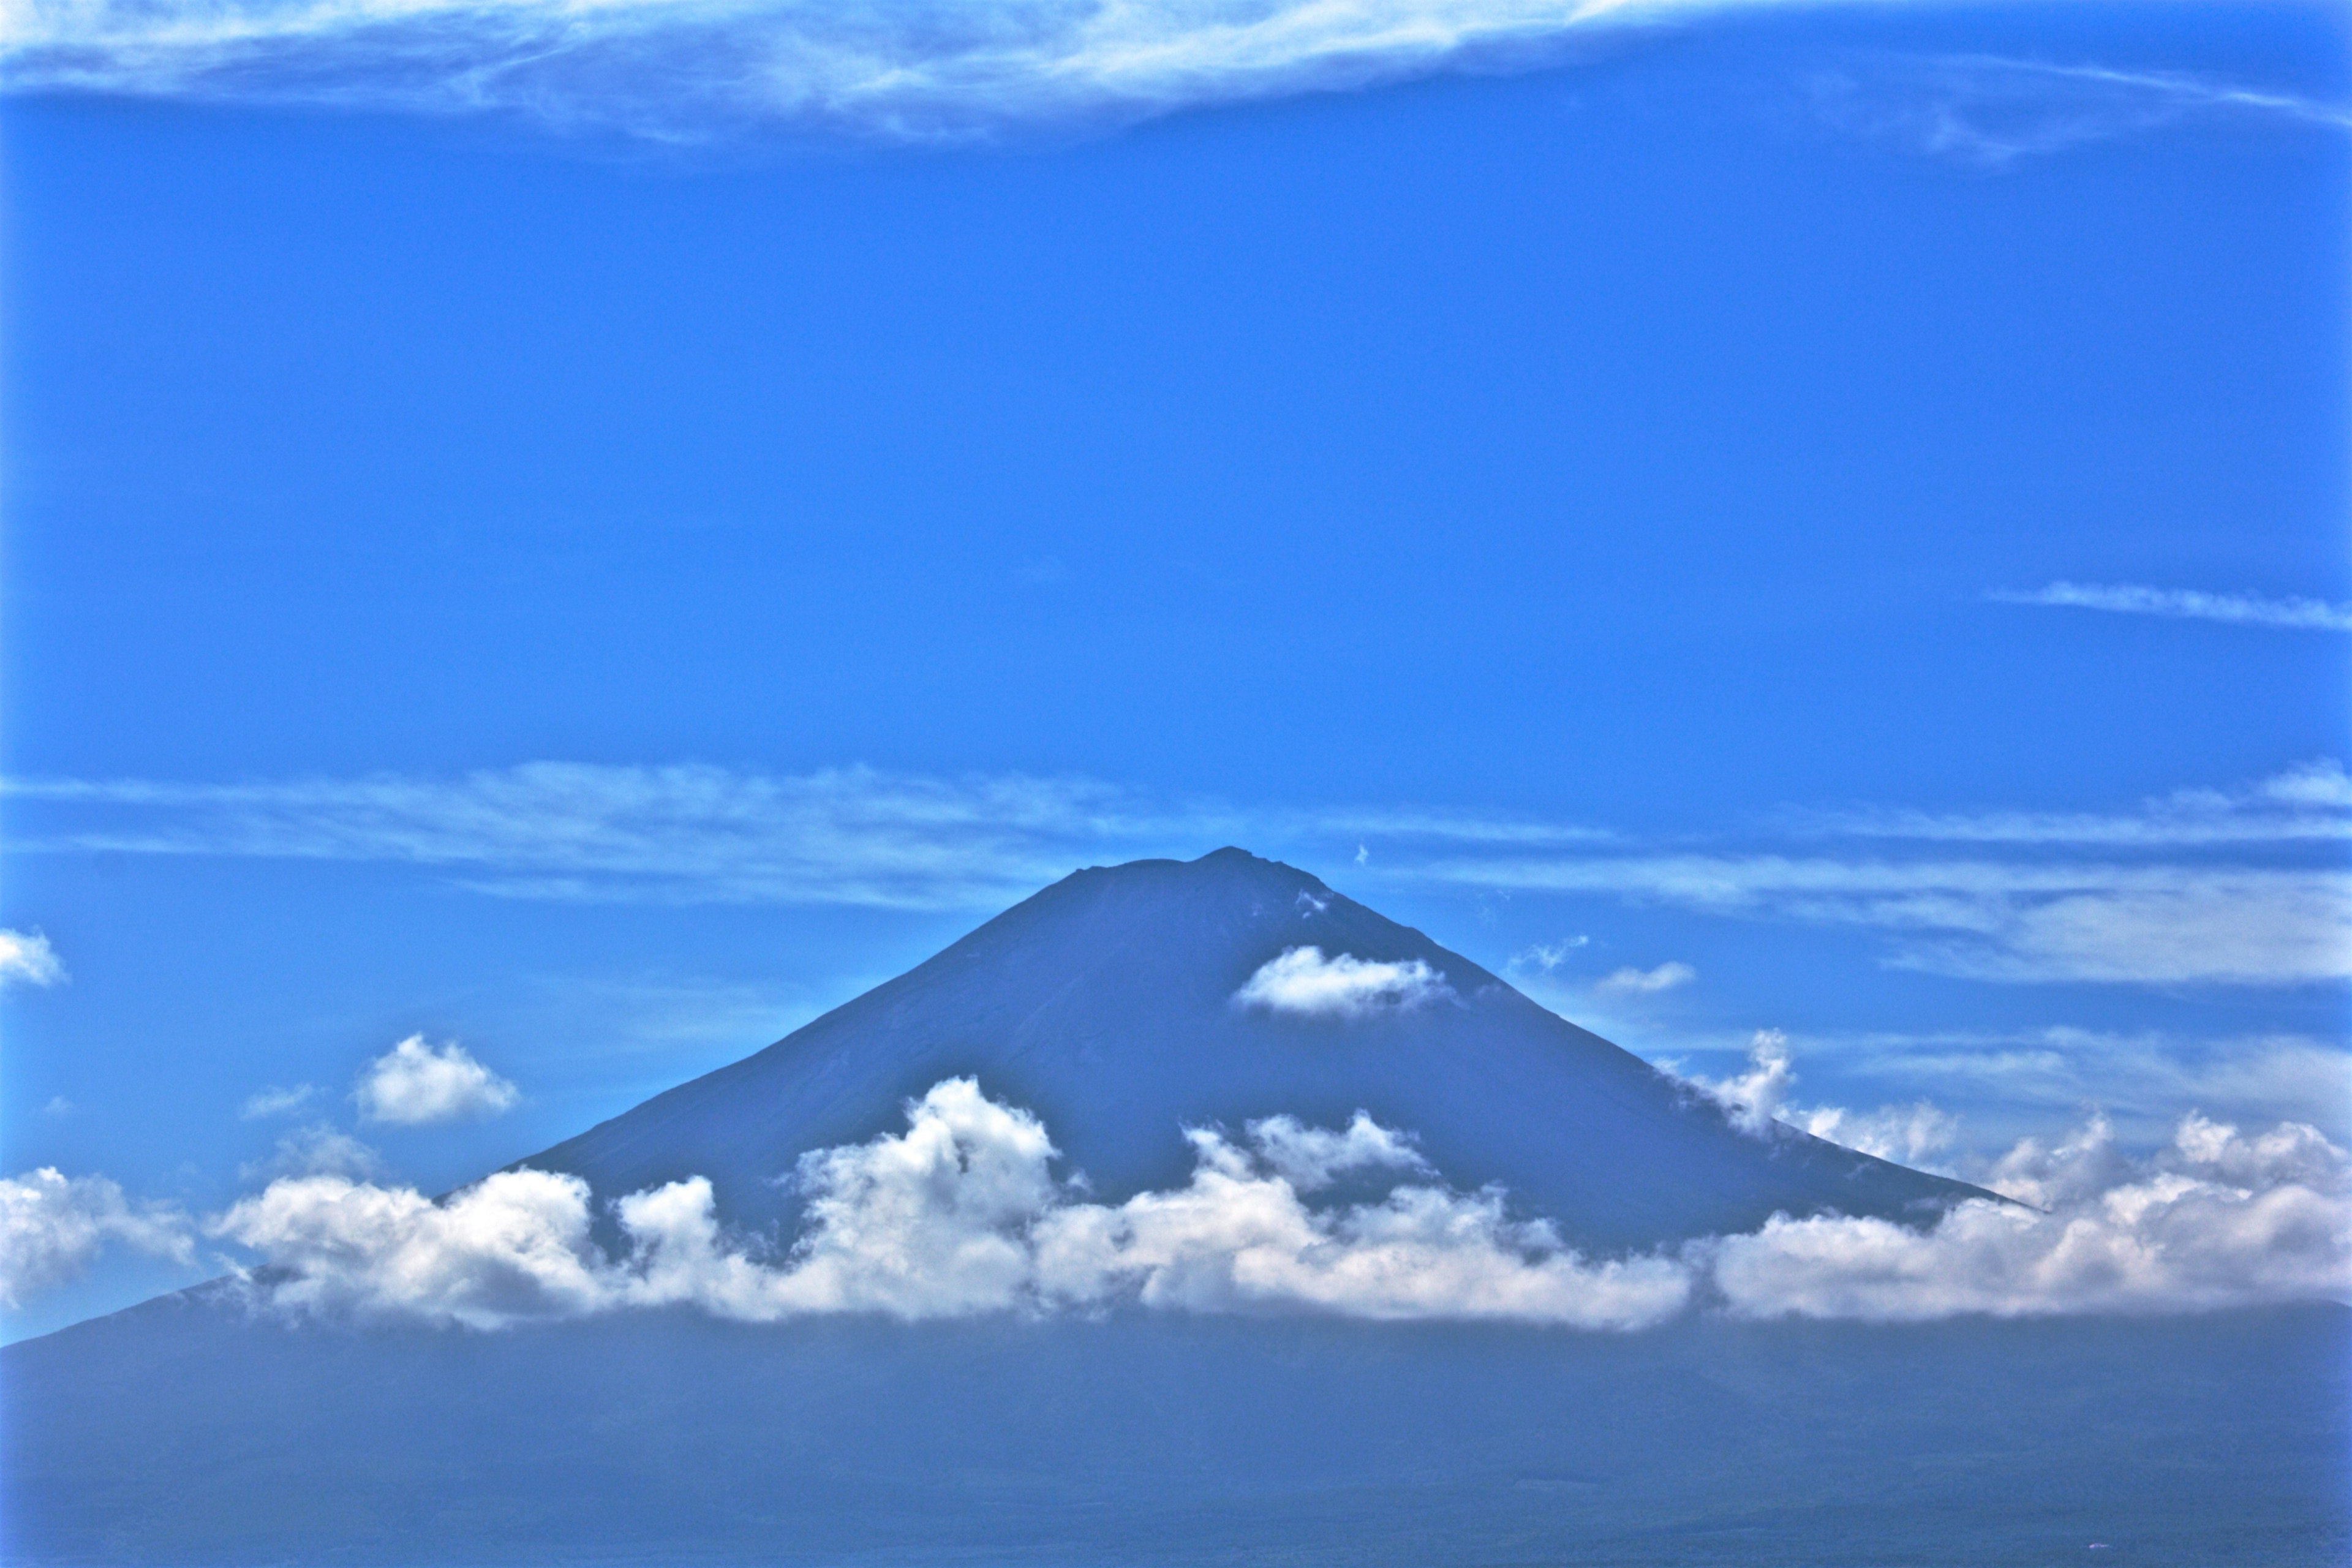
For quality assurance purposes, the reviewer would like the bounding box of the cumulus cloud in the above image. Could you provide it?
[1681,1030,1956,1166]
[212,1167,613,1329]
[0,0,1698,141]
[1594,960,1694,995]
[353,1036,520,1125]
[1706,1113,2352,1319]
[222,1079,1690,1330]
[0,929,66,989]
[207,1079,2350,1332]
[0,1169,193,1308]
[1234,947,1454,1019]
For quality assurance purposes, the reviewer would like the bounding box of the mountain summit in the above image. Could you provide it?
[522,848,1977,1248]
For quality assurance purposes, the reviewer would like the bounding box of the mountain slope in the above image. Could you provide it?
[519,848,1979,1250]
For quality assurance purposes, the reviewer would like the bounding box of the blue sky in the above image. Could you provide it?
[1,0,2346,1340]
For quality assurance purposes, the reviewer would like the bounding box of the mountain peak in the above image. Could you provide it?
[520,854,1981,1251]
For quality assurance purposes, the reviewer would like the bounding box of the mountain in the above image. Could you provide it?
[518,847,1978,1250]
[7,848,2345,1567]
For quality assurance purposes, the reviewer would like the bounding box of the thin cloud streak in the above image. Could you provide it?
[1992,582,2352,632]
[12,759,2348,984]
[1815,56,2352,167]
[1792,761,2352,846]
[1411,853,2352,984]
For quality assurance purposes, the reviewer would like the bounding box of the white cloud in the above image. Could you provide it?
[1992,582,2352,631]
[1680,1030,1955,1164]
[0,929,66,989]
[241,1124,390,1183]
[1594,960,1695,995]
[0,1169,193,1308]
[1234,947,1454,1019]
[241,1084,318,1120]
[353,1036,520,1125]
[211,1079,2352,1332]
[223,1079,1691,1330]
[0,0,1702,141]
[1705,1113,2352,1320]
[211,1167,613,1329]
[1509,937,1589,972]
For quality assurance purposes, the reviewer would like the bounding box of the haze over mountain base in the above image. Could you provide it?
[8,1298,2345,1567]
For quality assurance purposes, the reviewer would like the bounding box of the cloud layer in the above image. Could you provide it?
[197,1079,2350,1332]
[1234,947,1455,1019]
[353,1036,520,1124]
[214,1079,1692,1330]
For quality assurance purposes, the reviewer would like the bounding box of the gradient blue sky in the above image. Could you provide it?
[2,0,2346,1339]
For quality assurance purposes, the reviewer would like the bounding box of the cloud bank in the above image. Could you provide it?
[353,1036,520,1124]
[1992,582,2352,633]
[1705,1112,2350,1319]
[202,1079,2350,1332]
[0,0,1680,140]
[214,1079,1691,1330]
[1234,947,1454,1018]
[0,1169,192,1308]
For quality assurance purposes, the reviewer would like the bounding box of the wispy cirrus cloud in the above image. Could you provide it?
[4,764,1187,911]
[1992,582,2352,632]
[1814,56,2352,167]
[1754,1026,2352,1147]
[1789,760,2352,846]
[1414,852,2352,985]
[11,758,2347,986]
[1593,960,1695,996]
[0,0,1695,141]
